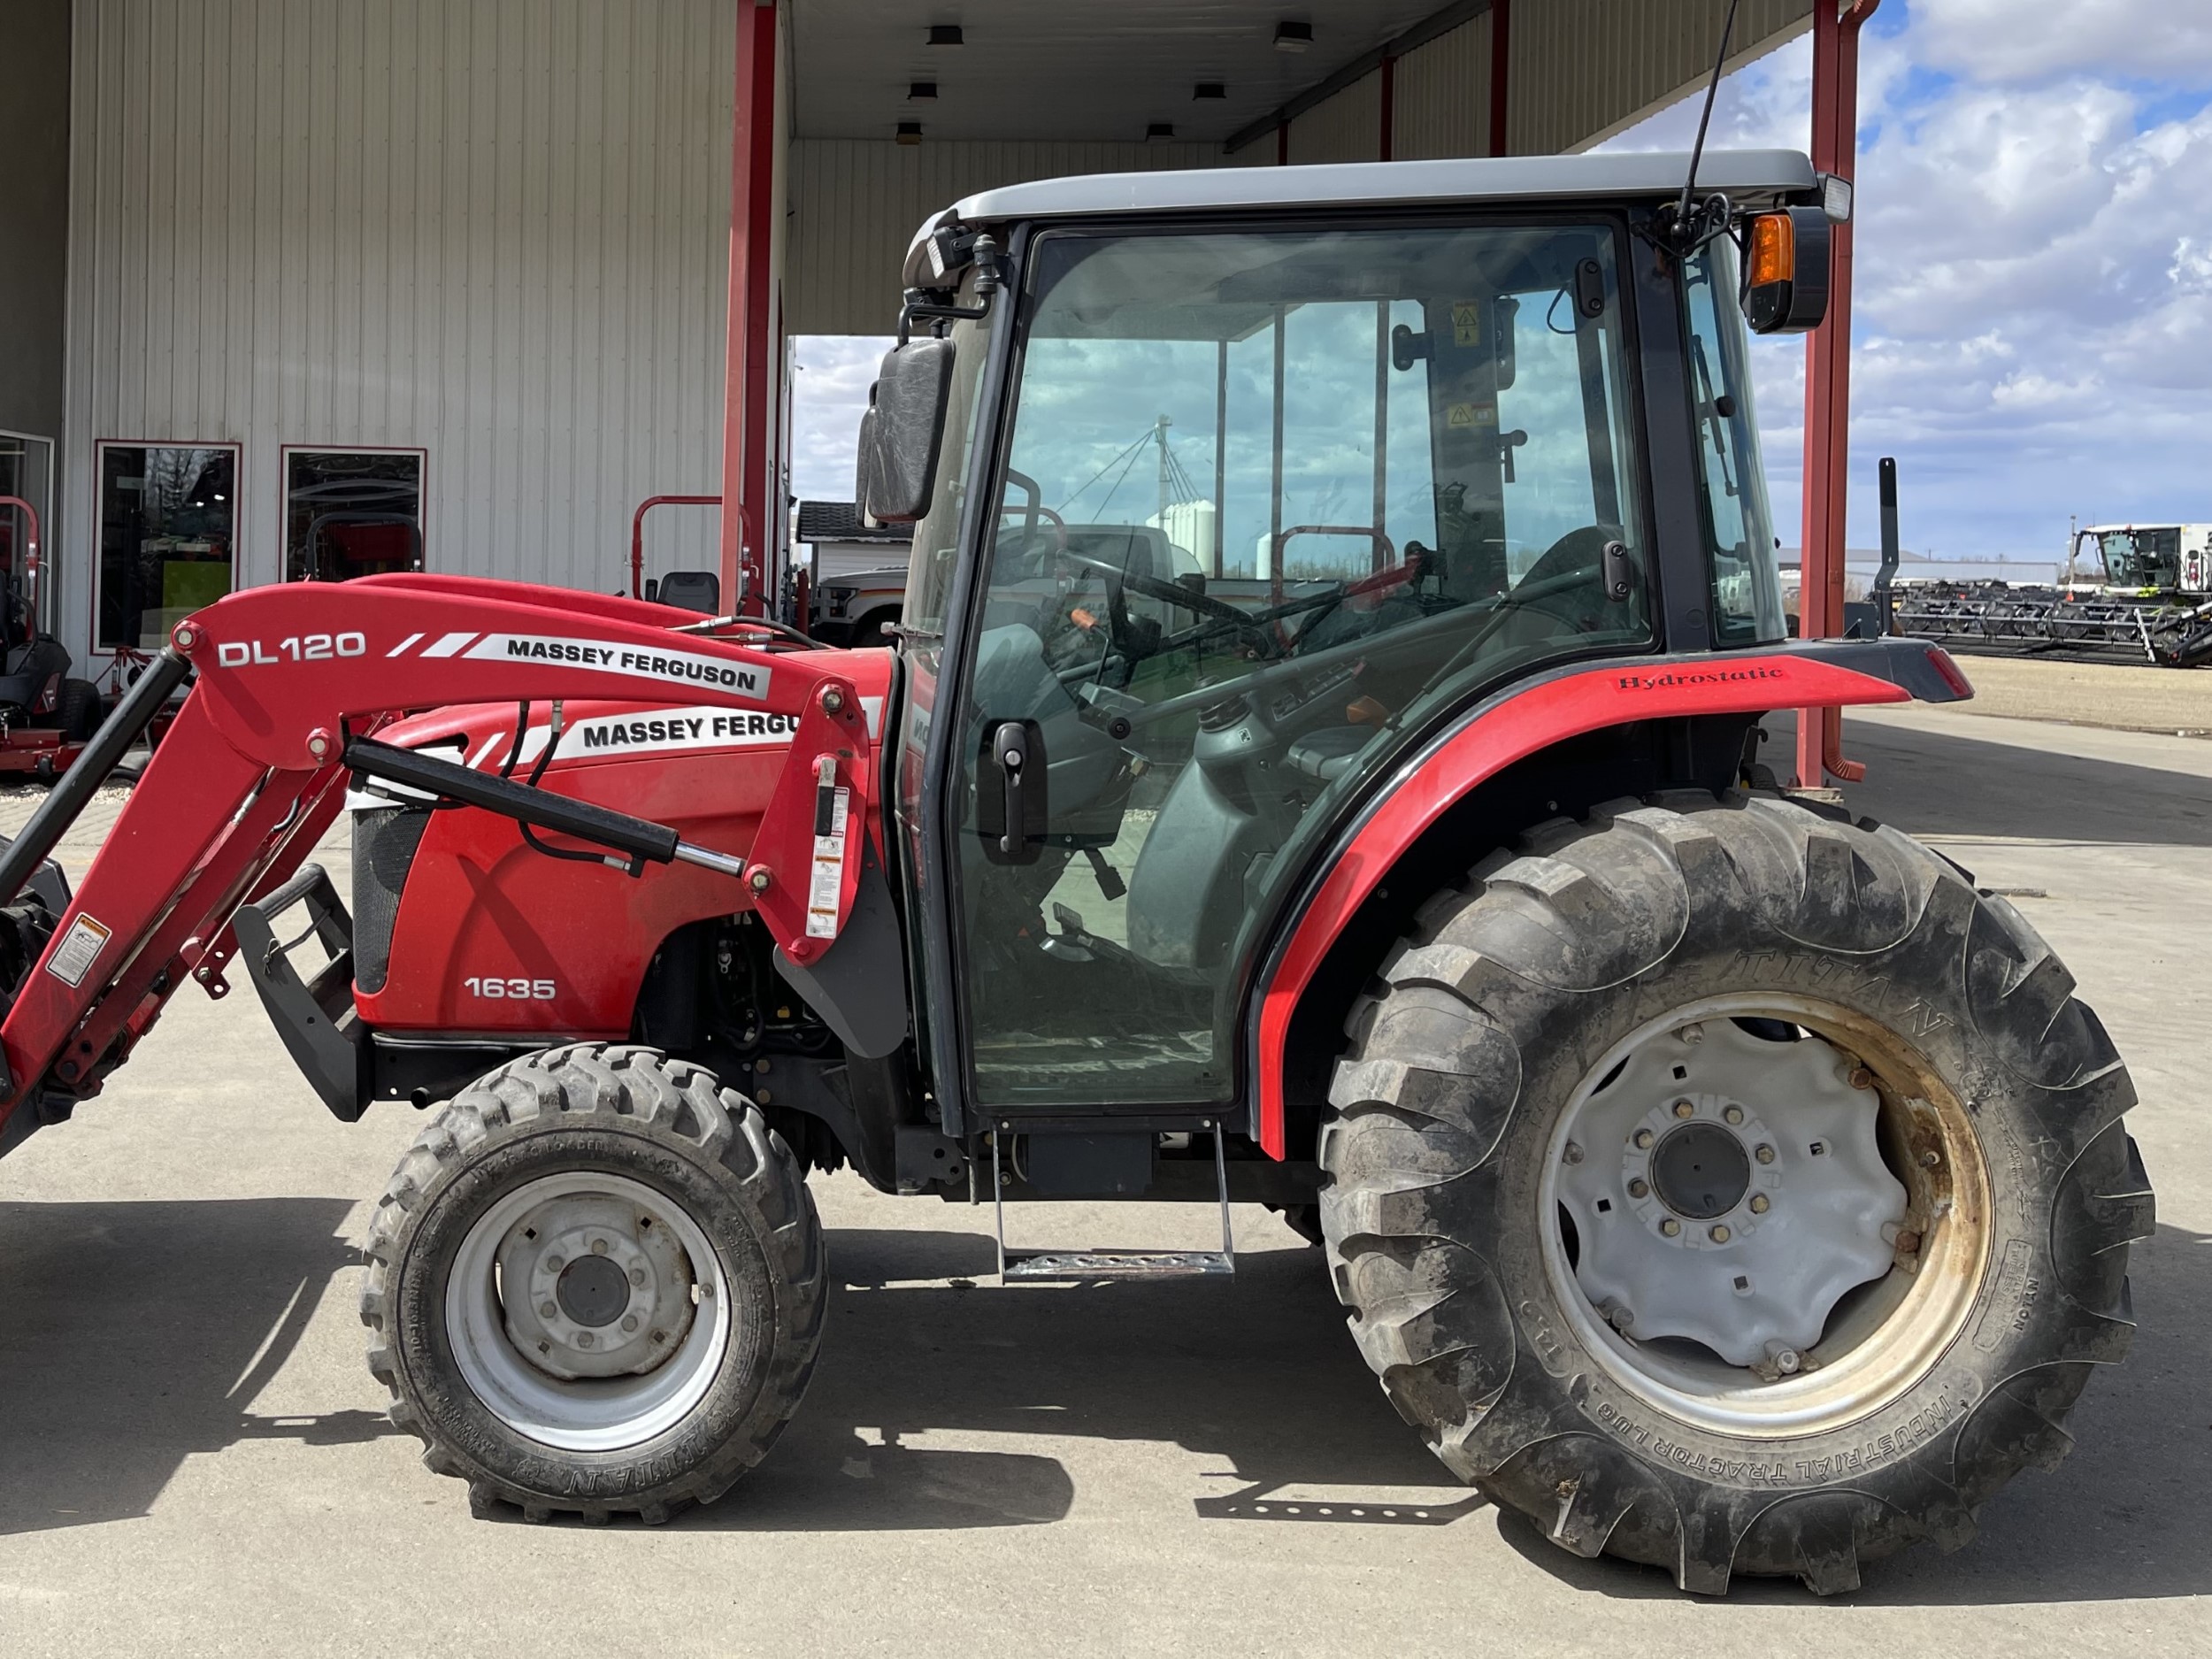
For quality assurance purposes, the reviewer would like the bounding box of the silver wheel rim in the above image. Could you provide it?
[1538,993,1990,1439]
[445,1171,732,1452]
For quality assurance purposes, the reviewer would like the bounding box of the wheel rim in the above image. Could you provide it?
[444,1171,733,1453]
[1538,993,1992,1439]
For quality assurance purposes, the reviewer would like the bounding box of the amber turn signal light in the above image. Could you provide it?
[1747,213,1795,287]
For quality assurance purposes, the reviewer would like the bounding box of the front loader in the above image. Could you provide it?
[0,150,2151,1594]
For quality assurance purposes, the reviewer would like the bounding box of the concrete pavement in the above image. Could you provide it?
[0,705,2208,1655]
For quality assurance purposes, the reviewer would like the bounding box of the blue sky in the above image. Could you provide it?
[790,0,2212,563]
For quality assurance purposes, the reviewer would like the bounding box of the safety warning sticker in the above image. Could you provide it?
[47,913,111,988]
[1451,301,1483,347]
[806,787,851,940]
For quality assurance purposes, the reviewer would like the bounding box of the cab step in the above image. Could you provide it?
[994,1122,1235,1283]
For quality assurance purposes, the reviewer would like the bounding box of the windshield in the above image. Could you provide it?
[2097,527,2179,587]
[945,221,1654,1108]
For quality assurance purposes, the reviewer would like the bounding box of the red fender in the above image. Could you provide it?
[1253,646,1971,1157]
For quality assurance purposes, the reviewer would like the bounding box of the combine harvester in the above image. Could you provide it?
[1892,521,2212,667]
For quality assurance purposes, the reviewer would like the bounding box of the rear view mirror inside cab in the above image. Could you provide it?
[861,337,956,523]
[1741,207,1832,334]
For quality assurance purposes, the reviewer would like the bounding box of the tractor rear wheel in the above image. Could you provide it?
[361,1043,826,1522]
[1320,791,2151,1594]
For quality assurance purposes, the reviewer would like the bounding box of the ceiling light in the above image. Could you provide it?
[895,121,925,145]
[909,81,937,100]
[927,24,964,47]
[1193,81,1226,100]
[1147,122,1175,142]
[1273,20,1312,52]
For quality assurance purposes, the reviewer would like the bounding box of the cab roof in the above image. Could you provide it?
[904,149,1819,290]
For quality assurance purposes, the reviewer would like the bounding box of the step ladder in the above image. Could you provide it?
[994,1121,1235,1283]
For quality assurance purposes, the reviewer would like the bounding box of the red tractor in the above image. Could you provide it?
[0,151,2149,1594]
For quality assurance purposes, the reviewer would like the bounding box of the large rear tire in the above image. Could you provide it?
[1320,792,2152,1594]
[361,1044,826,1522]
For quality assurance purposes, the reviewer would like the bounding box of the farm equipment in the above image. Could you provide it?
[0,150,2149,1594]
[1893,521,2212,666]
[0,495,108,778]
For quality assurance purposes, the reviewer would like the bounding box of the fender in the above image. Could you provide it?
[1249,638,1973,1157]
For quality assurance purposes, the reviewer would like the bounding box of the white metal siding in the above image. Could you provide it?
[61,0,739,663]
[1271,0,1811,167]
[1286,69,1381,165]
[1393,11,1496,161]
[786,138,1227,337]
[1511,0,1812,156]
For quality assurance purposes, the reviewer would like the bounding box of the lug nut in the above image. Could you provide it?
[621,1315,640,1333]
[591,1239,608,1255]
[1660,1217,1681,1238]
[1678,1023,1704,1044]
[1672,1099,1696,1118]
[1605,1303,1635,1333]
[1748,1194,1770,1214]
[1723,1104,1745,1125]
[1894,1228,1922,1255]
[1755,1144,1776,1164]
[1633,1129,1655,1149]
[539,1301,557,1319]
[1627,1178,1650,1199]
[1563,1141,1585,1165]
[1709,1224,1732,1243]
[629,1268,647,1287]
[576,1332,595,1348]
[1919,1149,1941,1169]
[545,1255,565,1271]
[1770,1346,1802,1375]
[1848,1066,1874,1090]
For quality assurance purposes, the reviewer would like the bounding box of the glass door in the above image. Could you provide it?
[945,222,1651,1112]
[0,431,54,636]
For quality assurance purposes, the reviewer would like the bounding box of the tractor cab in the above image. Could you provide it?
[864,152,1829,1126]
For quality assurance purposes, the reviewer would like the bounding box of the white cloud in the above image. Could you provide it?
[788,335,890,506]
[1908,0,2212,85]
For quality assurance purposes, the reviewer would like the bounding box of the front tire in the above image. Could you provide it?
[1320,792,2152,1594]
[361,1044,826,1522]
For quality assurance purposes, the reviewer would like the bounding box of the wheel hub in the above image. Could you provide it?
[1555,1016,1906,1367]
[1649,1121,1749,1219]
[494,1191,699,1381]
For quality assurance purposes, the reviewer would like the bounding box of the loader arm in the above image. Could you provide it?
[0,575,875,1145]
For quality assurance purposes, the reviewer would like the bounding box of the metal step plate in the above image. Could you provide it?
[1001,1248,1233,1282]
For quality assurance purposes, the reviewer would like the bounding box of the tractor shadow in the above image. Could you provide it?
[0,1196,394,1538]
[659,1225,1464,1535]
[1494,1220,2212,1604]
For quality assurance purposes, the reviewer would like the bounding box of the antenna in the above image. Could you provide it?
[1666,0,1744,256]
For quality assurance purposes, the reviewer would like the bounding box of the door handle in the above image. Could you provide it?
[993,720,1030,858]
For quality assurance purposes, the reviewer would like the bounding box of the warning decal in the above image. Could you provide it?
[1447,402,1498,430]
[1451,302,1483,347]
[47,913,112,988]
[806,787,852,940]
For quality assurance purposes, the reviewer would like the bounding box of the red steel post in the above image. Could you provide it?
[1794,0,1878,787]
[720,1,780,618]
[1489,0,1511,156]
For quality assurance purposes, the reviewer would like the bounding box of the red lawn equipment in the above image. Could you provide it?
[0,150,2148,1595]
[0,495,106,779]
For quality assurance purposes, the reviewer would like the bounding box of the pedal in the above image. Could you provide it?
[994,1122,1235,1283]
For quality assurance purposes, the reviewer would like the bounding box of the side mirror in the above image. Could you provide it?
[863,337,956,524]
[1743,207,1832,334]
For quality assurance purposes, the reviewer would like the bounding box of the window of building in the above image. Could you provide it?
[96,442,239,651]
[0,431,55,636]
[283,447,426,581]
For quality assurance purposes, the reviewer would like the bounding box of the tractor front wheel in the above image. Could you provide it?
[361,1044,826,1522]
[1320,792,2151,1594]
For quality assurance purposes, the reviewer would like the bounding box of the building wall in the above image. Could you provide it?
[0,0,73,442]
[60,0,740,664]
[1233,0,1811,165]
[786,138,1226,337]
